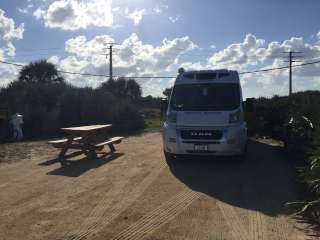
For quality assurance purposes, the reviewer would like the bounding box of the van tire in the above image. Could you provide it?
[234,145,247,162]
[164,151,174,161]
[234,153,246,162]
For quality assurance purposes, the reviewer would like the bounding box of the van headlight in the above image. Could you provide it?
[167,111,177,123]
[229,109,242,123]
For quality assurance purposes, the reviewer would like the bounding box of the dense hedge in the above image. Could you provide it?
[248,91,320,139]
[0,79,145,139]
[248,91,320,223]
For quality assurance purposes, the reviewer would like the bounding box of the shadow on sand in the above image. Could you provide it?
[166,139,298,217]
[43,152,124,177]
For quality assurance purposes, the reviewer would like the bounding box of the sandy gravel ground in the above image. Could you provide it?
[0,132,318,240]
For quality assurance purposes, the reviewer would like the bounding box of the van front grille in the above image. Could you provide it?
[180,130,223,140]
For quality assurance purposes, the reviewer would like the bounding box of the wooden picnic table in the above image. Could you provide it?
[48,124,124,165]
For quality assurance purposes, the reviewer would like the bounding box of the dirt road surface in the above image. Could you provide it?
[0,132,317,240]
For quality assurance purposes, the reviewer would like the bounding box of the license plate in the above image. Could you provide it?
[194,144,208,151]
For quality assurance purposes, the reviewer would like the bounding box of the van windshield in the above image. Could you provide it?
[170,83,240,111]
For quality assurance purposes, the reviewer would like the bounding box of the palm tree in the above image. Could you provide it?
[100,77,141,100]
[162,87,172,98]
[18,59,64,84]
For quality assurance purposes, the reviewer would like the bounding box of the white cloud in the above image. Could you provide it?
[0,48,4,60]
[169,15,180,23]
[178,61,204,71]
[45,33,320,97]
[5,42,16,57]
[264,38,320,80]
[0,63,19,87]
[47,55,60,65]
[206,33,320,98]
[153,8,162,14]
[50,33,196,94]
[0,9,24,86]
[65,35,114,63]
[208,34,266,70]
[0,8,23,62]
[34,0,113,30]
[33,8,45,19]
[153,4,168,14]
[17,4,33,14]
[126,9,146,25]
[18,8,29,14]
[0,9,24,41]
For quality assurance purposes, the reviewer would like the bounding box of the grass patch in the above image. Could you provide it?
[143,108,164,132]
[145,117,163,131]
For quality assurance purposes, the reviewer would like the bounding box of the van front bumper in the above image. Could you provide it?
[163,122,247,156]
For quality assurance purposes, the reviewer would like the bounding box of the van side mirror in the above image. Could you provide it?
[244,98,254,112]
[160,99,168,118]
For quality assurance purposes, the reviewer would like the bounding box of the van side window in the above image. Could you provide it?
[219,73,230,78]
[183,73,194,79]
[196,73,217,80]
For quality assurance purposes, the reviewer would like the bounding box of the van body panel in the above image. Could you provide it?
[163,69,247,157]
[176,111,230,127]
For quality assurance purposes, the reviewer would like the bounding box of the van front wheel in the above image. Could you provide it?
[234,153,246,162]
[164,151,175,161]
[234,147,247,162]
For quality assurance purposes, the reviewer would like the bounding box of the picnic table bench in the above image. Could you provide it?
[48,124,124,165]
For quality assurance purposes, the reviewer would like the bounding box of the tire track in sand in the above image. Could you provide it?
[0,153,128,218]
[267,215,294,240]
[1,134,159,218]
[216,200,249,240]
[110,190,201,240]
[222,200,303,240]
[65,156,167,240]
[248,209,267,240]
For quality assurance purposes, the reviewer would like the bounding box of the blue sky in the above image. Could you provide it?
[1,0,320,98]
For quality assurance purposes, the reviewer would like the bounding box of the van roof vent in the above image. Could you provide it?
[196,73,217,80]
[219,73,230,78]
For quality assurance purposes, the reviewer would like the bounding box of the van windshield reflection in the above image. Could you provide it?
[170,83,240,111]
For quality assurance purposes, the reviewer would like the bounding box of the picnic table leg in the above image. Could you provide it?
[108,143,116,153]
[80,132,98,159]
[58,137,74,166]
[84,147,98,159]
[58,149,68,166]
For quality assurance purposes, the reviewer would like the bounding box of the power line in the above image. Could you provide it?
[238,65,289,75]
[0,60,24,68]
[102,52,214,58]
[0,60,174,79]
[1,59,320,80]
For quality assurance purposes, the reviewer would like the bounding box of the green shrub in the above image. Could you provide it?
[284,114,314,157]
[249,91,320,140]
[292,128,320,223]
[0,79,145,139]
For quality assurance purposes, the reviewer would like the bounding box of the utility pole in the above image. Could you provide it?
[109,44,113,80]
[282,51,302,96]
[289,51,292,96]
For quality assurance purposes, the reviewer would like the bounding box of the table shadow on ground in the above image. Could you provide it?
[45,152,124,177]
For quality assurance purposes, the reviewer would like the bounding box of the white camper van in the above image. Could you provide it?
[163,69,247,160]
